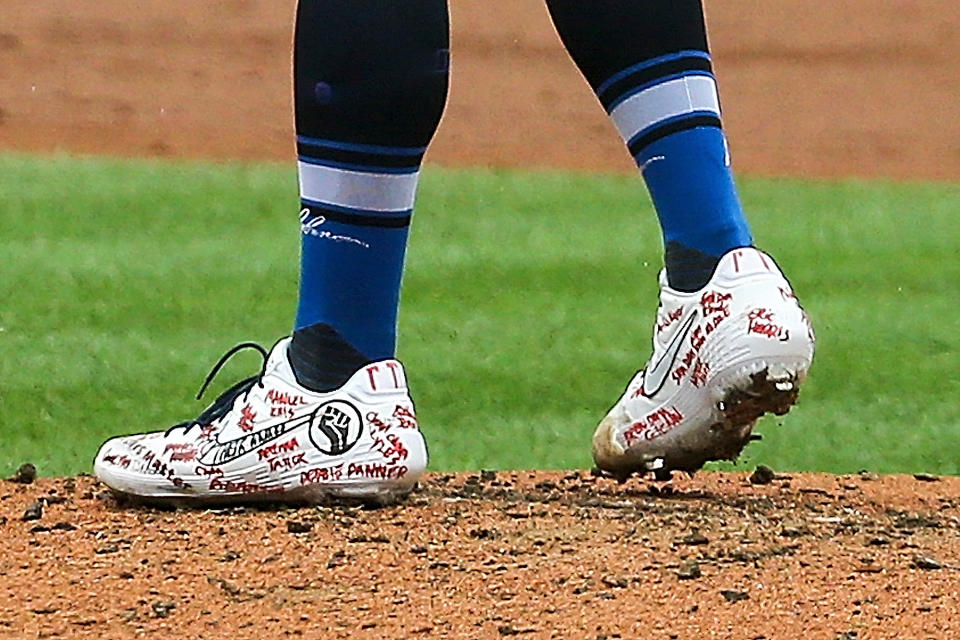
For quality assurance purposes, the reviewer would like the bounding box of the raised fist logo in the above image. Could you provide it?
[308,400,363,456]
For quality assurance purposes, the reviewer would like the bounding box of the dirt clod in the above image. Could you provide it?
[21,501,42,521]
[601,575,631,589]
[911,555,943,571]
[9,463,37,484]
[750,465,777,485]
[678,562,703,580]
[286,520,312,534]
[208,577,242,596]
[29,607,58,615]
[721,590,750,603]
[678,530,710,546]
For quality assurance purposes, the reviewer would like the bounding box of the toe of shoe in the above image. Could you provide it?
[92,441,121,486]
[92,436,142,492]
[592,418,619,467]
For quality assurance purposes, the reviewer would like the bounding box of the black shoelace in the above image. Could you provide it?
[164,342,269,437]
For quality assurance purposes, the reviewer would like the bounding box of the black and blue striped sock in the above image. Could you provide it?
[547,0,753,292]
[290,0,449,388]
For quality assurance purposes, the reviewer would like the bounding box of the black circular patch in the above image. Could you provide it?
[307,400,363,456]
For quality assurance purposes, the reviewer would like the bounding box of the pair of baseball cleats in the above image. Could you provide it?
[94,247,814,505]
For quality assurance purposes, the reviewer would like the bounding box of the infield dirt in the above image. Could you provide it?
[3,472,960,639]
[2,1,959,638]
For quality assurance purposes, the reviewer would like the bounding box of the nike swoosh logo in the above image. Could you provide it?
[641,311,697,398]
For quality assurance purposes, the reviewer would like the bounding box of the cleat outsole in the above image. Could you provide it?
[704,368,802,464]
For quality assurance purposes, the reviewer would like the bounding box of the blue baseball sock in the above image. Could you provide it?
[290,0,449,390]
[294,138,424,360]
[637,124,753,289]
[547,0,753,291]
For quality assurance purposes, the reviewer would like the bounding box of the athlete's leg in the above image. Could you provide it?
[94,0,449,505]
[545,0,814,476]
[546,0,750,292]
[291,0,450,391]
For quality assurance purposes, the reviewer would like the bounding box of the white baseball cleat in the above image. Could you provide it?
[94,339,427,506]
[593,248,815,479]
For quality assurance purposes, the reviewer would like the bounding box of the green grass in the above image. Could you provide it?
[1,154,958,477]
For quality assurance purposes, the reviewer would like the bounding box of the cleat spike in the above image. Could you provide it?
[645,457,665,471]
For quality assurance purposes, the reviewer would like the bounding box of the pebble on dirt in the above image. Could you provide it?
[498,624,534,636]
[913,473,939,483]
[911,555,943,570]
[286,520,313,534]
[9,463,37,484]
[750,465,776,485]
[21,501,43,521]
[678,562,702,580]
[720,590,750,603]
[679,530,710,546]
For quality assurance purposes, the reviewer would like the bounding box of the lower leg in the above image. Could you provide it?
[546,0,752,291]
[291,0,449,389]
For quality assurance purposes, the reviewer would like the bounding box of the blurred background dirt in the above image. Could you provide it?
[2,0,959,179]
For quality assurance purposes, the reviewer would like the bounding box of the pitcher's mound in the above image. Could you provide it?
[2,470,958,638]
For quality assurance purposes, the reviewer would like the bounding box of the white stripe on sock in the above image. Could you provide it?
[298,162,420,212]
[610,75,720,145]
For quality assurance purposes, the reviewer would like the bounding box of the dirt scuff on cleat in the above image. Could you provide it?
[708,369,802,463]
[2,471,960,638]
[722,370,800,424]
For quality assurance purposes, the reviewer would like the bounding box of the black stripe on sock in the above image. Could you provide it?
[599,57,713,111]
[627,114,723,157]
[303,203,412,229]
[297,142,424,170]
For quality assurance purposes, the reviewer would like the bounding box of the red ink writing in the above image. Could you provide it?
[623,406,684,446]
[258,437,299,461]
[238,404,257,432]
